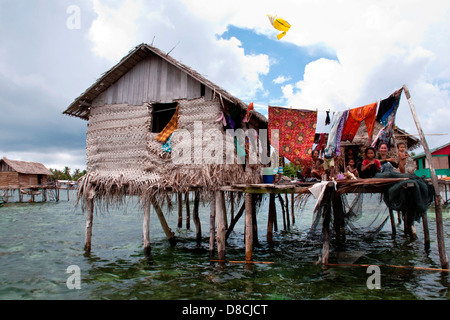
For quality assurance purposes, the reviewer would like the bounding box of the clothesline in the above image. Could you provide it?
[266,88,404,165]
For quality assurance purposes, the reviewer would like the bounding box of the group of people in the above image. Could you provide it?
[303,142,409,180]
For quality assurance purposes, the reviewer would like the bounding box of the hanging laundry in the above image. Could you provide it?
[371,89,403,150]
[268,106,317,166]
[156,106,179,143]
[376,88,403,126]
[325,111,331,126]
[216,112,227,127]
[324,110,348,158]
[243,102,254,123]
[314,133,327,152]
[161,134,173,153]
[341,102,377,143]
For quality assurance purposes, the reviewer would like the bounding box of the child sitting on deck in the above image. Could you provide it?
[360,147,381,178]
[345,159,359,177]
[397,142,409,173]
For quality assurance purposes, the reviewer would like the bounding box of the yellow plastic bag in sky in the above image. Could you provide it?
[267,14,291,40]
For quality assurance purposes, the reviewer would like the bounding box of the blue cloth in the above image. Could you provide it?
[162,134,173,153]
[324,111,347,158]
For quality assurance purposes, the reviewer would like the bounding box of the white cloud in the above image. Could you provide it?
[273,75,291,84]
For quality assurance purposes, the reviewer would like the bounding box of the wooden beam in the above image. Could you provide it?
[267,194,276,244]
[209,194,216,258]
[143,201,151,256]
[216,191,226,260]
[245,193,254,262]
[150,196,176,246]
[192,191,201,244]
[403,84,449,269]
[84,198,94,253]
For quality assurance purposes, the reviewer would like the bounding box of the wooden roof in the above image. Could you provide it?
[63,43,267,125]
[1,158,52,176]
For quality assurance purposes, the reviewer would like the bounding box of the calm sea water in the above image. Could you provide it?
[1,190,450,300]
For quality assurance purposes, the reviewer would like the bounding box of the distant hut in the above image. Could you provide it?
[413,142,450,178]
[63,44,268,253]
[0,157,52,189]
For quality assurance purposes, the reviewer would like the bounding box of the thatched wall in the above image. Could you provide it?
[78,97,263,208]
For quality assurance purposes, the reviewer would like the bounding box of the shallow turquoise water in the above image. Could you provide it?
[0,191,450,300]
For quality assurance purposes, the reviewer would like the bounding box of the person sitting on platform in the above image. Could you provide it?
[360,147,381,178]
[377,142,398,173]
[345,158,359,177]
[303,149,324,179]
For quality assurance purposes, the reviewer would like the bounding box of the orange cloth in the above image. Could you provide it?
[341,102,377,142]
[156,106,179,143]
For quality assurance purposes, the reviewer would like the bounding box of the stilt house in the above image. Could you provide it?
[0,157,52,189]
[63,43,268,207]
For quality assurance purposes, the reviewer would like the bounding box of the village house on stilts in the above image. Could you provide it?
[63,43,268,257]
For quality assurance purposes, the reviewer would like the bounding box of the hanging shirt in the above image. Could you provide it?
[341,102,377,143]
[324,110,348,158]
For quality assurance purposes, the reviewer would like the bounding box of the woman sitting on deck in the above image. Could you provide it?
[303,149,324,179]
[360,147,381,178]
[376,142,398,173]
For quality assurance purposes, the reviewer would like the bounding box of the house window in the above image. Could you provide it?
[151,102,178,133]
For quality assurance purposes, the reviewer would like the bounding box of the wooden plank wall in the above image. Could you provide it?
[93,53,214,107]
[0,172,19,188]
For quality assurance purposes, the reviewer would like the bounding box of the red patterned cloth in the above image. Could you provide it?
[341,102,377,143]
[268,107,317,166]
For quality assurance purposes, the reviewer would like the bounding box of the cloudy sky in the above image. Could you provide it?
[1,0,449,171]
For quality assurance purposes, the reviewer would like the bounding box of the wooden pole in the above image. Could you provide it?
[403,84,449,269]
[422,212,430,252]
[84,197,94,253]
[177,192,183,228]
[245,193,254,262]
[388,208,397,238]
[216,191,226,260]
[150,196,176,246]
[267,193,276,244]
[185,192,191,230]
[226,201,245,240]
[192,191,202,244]
[209,194,216,258]
[291,193,295,225]
[143,201,151,256]
[285,193,290,230]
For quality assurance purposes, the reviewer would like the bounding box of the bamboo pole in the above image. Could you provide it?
[185,192,191,230]
[216,191,226,260]
[84,197,94,253]
[150,197,176,246]
[267,194,276,244]
[245,193,254,262]
[403,84,449,269]
[209,194,216,258]
[143,201,151,256]
[193,191,201,244]
[177,192,183,228]
[388,208,397,238]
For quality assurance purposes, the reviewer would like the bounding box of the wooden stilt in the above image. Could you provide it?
[278,194,287,230]
[285,193,290,230]
[388,208,397,238]
[291,193,295,225]
[84,197,94,253]
[177,192,183,228]
[226,201,245,240]
[150,197,176,246]
[320,183,335,264]
[404,85,449,269]
[192,191,201,244]
[216,191,226,260]
[209,194,216,258]
[185,192,191,230]
[267,194,276,244]
[245,193,254,262]
[422,212,430,251]
[143,201,151,256]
